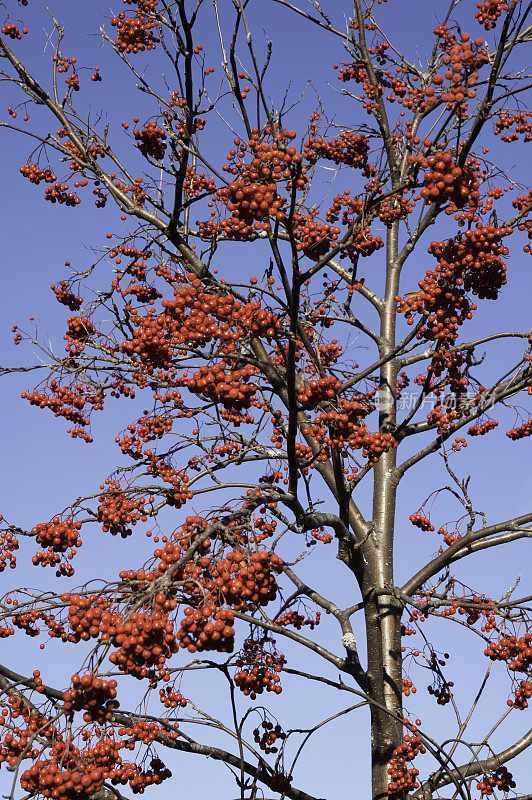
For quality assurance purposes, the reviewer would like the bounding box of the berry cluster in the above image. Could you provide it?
[21,760,106,800]
[184,166,217,198]
[199,127,305,239]
[512,680,532,710]
[387,734,425,798]
[477,766,516,796]
[19,163,57,184]
[120,309,174,368]
[111,8,158,54]
[134,121,167,160]
[65,316,96,349]
[297,376,342,409]
[31,517,81,576]
[253,719,286,753]
[307,402,397,466]
[413,151,480,208]
[495,111,532,143]
[468,419,498,436]
[21,384,91,432]
[51,281,83,310]
[43,182,80,206]
[293,210,340,260]
[32,517,82,552]
[98,481,148,537]
[177,604,235,653]
[506,418,532,440]
[0,525,19,572]
[159,685,187,709]
[484,632,532,673]
[184,362,258,412]
[276,609,321,630]
[397,224,510,348]
[234,636,286,699]
[108,609,178,679]
[409,513,434,532]
[304,126,376,177]
[216,179,286,232]
[2,21,26,39]
[476,0,509,30]
[432,29,487,109]
[63,674,119,723]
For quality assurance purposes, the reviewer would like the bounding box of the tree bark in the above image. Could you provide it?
[366,223,403,798]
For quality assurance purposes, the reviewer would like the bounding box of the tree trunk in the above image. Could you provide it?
[367,222,403,798]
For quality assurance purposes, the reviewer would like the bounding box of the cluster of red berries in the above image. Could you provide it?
[468,419,498,436]
[159,685,187,709]
[511,680,532,710]
[146,459,191,509]
[387,735,425,798]
[432,29,488,110]
[216,179,286,232]
[120,308,174,369]
[63,674,119,723]
[1,21,28,39]
[184,362,258,412]
[485,632,532,673]
[19,163,57,184]
[30,517,81,575]
[21,386,90,429]
[98,481,148,537]
[120,280,162,304]
[293,210,341,260]
[495,111,532,143]
[184,165,216,198]
[0,525,19,572]
[439,596,496,630]
[409,513,434,532]
[116,757,172,793]
[234,636,286,699]
[65,316,95,345]
[506,418,532,440]
[134,121,167,160]
[304,126,376,177]
[43,182,80,206]
[276,609,321,630]
[21,759,106,800]
[377,194,414,227]
[413,151,480,208]
[174,547,285,613]
[111,8,159,54]
[32,517,82,552]
[108,608,177,679]
[297,376,342,410]
[199,127,304,239]
[398,224,510,347]
[160,280,282,346]
[476,0,509,29]
[253,719,286,753]
[177,603,235,653]
[333,60,381,112]
[306,405,397,466]
[477,766,516,796]
[51,281,83,310]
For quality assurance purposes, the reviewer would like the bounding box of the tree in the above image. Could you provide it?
[1,0,532,797]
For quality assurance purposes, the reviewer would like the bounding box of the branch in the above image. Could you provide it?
[402,513,532,596]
